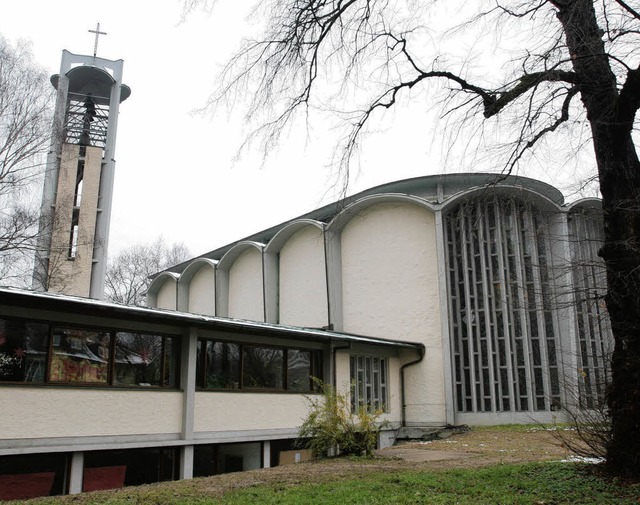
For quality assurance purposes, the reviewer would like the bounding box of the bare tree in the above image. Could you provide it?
[105,237,191,306]
[0,36,53,287]
[185,0,640,477]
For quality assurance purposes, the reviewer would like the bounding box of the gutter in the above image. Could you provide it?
[400,347,425,427]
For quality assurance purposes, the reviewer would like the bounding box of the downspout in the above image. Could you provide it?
[400,346,425,427]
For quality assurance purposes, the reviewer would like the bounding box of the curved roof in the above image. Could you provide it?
[161,173,566,276]
[51,65,131,104]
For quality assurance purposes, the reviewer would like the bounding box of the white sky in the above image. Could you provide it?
[0,1,599,259]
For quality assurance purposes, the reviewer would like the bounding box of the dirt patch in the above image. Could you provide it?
[26,427,584,503]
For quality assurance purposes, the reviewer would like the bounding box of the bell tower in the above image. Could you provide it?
[33,45,131,299]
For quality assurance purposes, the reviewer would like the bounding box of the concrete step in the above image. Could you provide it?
[395,425,469,442]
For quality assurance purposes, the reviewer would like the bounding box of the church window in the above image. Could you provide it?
[349,355,387,412]
[445,196,561,414]
[568,209,613,409]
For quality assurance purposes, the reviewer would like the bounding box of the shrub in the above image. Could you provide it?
[296,381,387,458]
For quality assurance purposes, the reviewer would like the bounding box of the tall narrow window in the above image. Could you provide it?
[569,208,613,409]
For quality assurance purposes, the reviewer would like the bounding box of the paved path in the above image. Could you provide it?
[375,446,476,463]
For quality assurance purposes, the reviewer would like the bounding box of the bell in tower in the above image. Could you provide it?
[33,44,131,299]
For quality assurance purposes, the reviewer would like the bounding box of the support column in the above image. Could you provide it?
[180,446,194,480]
[262,441,271,469]
[68,451,84,495]
[435,209,455,426]
[179,327,198,480]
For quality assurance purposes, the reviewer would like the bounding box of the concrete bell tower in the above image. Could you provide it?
[33,42,131,299]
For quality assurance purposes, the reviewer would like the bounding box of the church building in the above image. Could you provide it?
[0,37,611,499]
[148,172,611,429]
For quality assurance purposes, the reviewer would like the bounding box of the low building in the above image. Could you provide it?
[0,287,421,499]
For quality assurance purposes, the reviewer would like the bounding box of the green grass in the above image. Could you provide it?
[219,463,639,505]
[21,462,640,505]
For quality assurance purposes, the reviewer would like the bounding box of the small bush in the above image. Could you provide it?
[296,381,387,458]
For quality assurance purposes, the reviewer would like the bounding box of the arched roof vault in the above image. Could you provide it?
[217,241,265,271]
[441,184,564,214]
[178,258,218,285]
[327,194,436,234]
[146,272,180,306]
[264,219,325,254]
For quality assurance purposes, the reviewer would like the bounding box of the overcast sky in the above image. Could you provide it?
[0,1,599,260]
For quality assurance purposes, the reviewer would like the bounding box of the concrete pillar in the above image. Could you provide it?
[262,440,271,469]
[68,451,84,494]
[180,445,194,480]
[179,327,197,480]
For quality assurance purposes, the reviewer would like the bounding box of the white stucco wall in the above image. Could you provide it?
[228,249,264,321]
[339,202,445,425]
[156,279,177,310]
[279,226,328,327]
[194,393,310,433]
[188,266,216,316]
[0,389,182,439]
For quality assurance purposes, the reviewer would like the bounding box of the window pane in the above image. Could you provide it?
[196,340,204,387]
[163,337,179,387]
[206,342,240,389]
[287,349,311,391]
[243,346,283,389]
[349,354,388,413]
[49,327,110,383]
[0,318,48,383]
[114,332,163,386]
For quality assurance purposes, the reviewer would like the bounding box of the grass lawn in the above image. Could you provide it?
[18,462,640,505]
[219,463,639,505]
[13,427,640,504]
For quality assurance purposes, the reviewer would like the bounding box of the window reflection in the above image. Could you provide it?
[49,327,111,383]
[0,319,48,383]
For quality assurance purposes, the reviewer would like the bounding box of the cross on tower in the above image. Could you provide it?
[88,23,107,58]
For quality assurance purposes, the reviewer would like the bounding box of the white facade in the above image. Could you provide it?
[149,173,611,427]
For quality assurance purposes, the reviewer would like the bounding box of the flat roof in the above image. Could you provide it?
[0,287,423,351]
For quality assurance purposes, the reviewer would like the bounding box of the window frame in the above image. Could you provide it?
[0,315,181,389]
[195,338,322,393]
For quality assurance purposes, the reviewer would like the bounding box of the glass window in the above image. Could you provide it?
[163,337,179,387]
[114,332,163,386]
[49,327,111,384]
[350,355,387,412]
[196,340,321,392]
[206,341,240,389]
[0,318,49,383]
[242,346,283,389]
[287,349,311,391]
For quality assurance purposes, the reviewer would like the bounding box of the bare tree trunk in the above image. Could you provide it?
[555,0,640,477]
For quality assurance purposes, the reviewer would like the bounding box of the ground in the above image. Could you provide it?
[17,426,596,504]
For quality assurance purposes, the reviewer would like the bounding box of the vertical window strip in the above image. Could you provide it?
[445,197,562,414]
[569,211,612,409]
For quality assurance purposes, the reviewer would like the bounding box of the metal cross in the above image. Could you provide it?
[88,23,107,58]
